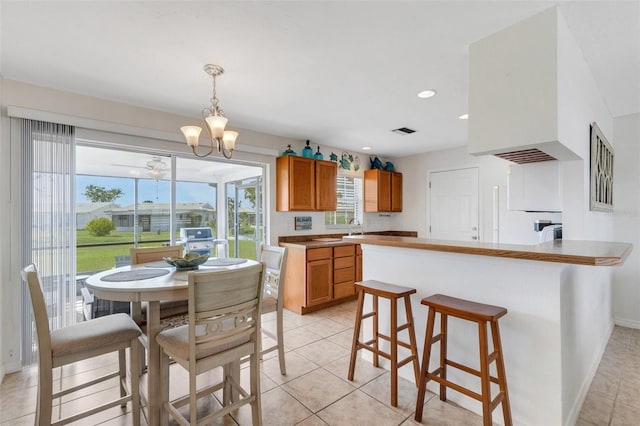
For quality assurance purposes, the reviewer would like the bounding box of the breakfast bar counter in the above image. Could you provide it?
[343,235,632,426]
[343,234,632,266]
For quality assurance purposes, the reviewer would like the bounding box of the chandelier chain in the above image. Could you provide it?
[210,73,219,113]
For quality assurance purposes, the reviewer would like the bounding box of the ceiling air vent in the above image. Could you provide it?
[391,127,416,135]
[494,148,557,164]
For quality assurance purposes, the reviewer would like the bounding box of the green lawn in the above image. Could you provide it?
[76,231,258,273]
[76,229,175,245]
[227,239,259,260]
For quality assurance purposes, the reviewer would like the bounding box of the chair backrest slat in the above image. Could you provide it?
[130,245,183,265]
[189,265,264,313]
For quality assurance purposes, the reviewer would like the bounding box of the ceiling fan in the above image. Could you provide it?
[110,156,169,179]
[145,157,168,179]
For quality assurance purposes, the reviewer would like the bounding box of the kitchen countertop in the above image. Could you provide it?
[278,231,417,249]
[279,239,357,249]
[343,234,632,266]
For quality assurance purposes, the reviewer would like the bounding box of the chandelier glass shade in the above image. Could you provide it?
[181,64,238,159]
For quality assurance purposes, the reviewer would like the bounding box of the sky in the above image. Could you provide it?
[76,175,216,205]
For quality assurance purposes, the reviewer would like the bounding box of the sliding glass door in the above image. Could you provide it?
[75,146,173,274]
[226,176,263,260]
[21,137,267,365]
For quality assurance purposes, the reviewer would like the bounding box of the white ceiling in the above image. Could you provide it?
[2,1,639,158]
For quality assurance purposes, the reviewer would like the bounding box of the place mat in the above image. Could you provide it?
[144,261,172,268]
[101,268,170,282]
[204,258,248,267]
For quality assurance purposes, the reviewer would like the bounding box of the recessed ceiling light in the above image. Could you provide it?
[362,146,372,151]
[417,89,437,99]
[459,113,469,120]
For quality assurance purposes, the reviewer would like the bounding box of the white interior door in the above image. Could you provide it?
[429,168,479,241]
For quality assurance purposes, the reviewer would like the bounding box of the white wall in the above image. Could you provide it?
[556,7,614,243]
[0,69,5,382]
[612,113,640,328]
[391,146,562,244]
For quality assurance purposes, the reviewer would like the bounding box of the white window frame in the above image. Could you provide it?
[325,173,363,228]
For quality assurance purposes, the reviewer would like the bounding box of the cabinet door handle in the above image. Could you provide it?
[472,236,478,240]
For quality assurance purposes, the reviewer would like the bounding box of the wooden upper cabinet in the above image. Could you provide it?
[364,169,402,212]
[391,172,403,212]
[315,160,337,211]
[276,156,337,211]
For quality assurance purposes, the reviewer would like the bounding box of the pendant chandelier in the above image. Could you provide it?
[181,64,238,159]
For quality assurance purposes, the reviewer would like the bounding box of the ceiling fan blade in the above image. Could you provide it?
[110,163,148,169]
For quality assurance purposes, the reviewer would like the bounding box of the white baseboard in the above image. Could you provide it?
[614,317,640,329]
[564,320,615,426]
[2,359,22,376]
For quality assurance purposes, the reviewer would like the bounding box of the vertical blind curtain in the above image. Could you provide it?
[21,119,76,365]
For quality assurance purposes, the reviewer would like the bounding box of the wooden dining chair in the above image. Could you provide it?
[130,245,183,266]
[156,262,265,425]
[21,263,142,426]
[259,244,288,375]
[129,245,187,324]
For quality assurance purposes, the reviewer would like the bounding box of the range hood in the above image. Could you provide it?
[494,148,557,164]
[467,7,589,163]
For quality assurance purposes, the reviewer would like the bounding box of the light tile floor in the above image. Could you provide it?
[1,300,639,425]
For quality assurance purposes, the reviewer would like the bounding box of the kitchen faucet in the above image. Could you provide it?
[348,218,363,236]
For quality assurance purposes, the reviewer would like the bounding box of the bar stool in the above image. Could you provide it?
[348,280,420,407]
[415,294,512,426]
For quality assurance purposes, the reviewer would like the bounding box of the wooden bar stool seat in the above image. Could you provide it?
[415,294,512,426]
[348,280,420,407]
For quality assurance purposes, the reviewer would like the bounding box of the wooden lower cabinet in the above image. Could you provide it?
[283,243,361,314]
[356,244,362,282]
[333,245,355,299]
[307,257,332,306]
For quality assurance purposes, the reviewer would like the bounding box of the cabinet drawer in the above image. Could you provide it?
[334,245,355,258]
[334,267,355,284]
[334,281,355,299]
[307,247,332,261]
[334,256,354,270]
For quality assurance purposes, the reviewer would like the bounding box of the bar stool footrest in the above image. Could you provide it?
[445,359,502,385]
[361,311,376,320]
[428,374,482,402]
[397,340,415,351]
[446,359,481,378]
[360,339,376,346]
[397,355,418,368]
[377,333,391,342]
[397,322,412,332]
[491,391,506,411]
[358,342,391,360]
